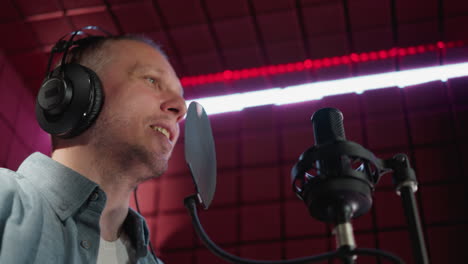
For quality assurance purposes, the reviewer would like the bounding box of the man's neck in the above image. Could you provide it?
[52,146,136,241]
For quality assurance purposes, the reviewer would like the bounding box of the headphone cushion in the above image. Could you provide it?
[65,65,104,138]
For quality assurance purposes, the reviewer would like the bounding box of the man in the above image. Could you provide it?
[0,33,187,263]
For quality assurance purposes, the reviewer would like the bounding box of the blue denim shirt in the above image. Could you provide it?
[0,152,163,264]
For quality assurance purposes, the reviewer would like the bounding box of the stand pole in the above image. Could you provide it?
[387,154,430,264]
[399,186,429,264]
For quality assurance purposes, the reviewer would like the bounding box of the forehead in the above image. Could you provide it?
[110,40,170,69]
[109,40,184,94]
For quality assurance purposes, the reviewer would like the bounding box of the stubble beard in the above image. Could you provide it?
[89,112,169,184]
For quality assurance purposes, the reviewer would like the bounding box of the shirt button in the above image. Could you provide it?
[90,192,99,201]
[59,204,68,211]
[80,240,91,249]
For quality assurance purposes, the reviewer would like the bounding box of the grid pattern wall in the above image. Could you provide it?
[140,78,468,264]
[0,51,50,169]
[2,50,468,263]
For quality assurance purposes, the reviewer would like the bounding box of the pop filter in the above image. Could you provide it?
[184,101,217,209]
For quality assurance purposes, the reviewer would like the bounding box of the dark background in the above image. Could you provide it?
[1,0,467,263]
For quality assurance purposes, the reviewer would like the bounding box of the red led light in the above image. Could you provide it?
[223,70,233,80]
[360,53,369,62]
[199,75,208,84]
[313,60,322,68]
[341,56,351,64]
[416,45,426,53]
[378,50,388,59]
[295,62,305,71]
[437,41,445,48]
[284,63,293,72]
[398,48,407,56]
[180,40,465,86]
[232,71,241,80]
[277,64,286,73]
[206,74,215,83]
[267,66,277,74]
[217,73,225,82]
[446,42,455,48]
[241,69,250,78]
[250,68,260,77]
[332,57,341,65]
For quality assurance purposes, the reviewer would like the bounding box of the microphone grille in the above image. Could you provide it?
[311,108,346,145]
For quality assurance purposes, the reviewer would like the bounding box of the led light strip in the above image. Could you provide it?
[181,40,466,86]
[187,62,468,115]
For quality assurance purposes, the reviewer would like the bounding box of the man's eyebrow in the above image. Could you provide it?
[129,63,165,75]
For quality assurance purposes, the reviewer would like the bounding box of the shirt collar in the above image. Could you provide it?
[123,208,151,258]
[17,152,100,221]
[17,152,152,258]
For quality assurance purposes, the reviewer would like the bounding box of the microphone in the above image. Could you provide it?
[292,108,382,224]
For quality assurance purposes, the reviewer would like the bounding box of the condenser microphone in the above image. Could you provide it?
[292,108,381,224]
[312,107,346,145]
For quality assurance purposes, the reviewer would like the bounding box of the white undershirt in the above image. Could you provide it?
[96,234,135,264]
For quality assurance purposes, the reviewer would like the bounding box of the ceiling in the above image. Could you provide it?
[1,0,468,98]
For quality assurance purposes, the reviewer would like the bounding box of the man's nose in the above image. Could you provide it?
[161,93,187,122]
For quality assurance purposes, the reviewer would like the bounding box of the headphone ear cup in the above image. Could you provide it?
[36,63,104,138]
[66,66,104,138]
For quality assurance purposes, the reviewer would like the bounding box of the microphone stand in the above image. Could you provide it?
[385,154,429,264]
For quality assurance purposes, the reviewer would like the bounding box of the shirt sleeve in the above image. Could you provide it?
[0,169,22,251]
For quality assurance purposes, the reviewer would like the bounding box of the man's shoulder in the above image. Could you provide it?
[0,168,29,216]
[0,167,23,190]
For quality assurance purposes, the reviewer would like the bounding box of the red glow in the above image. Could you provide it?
[223,70,233,80]
[286,63,295,72]
[323,58,332,67]
[341,56,351,64]
[180,40,465,86]
[206,74,215,82]
[277,64,286,73]
[407,47,417,55]
[250,68,260,77]
[417,45,426,53]
[378,50,388,59]
[437,41,445,49]
[269,66,278,74]
[446,42,455,48]
[389,48,398,57]
[232,71,241,80]
[313,60,322,68]
[332,57,341,65]
[295,62,305,71]
[241,69,250,78]
[369,51,378,60]
[360,53,369,62]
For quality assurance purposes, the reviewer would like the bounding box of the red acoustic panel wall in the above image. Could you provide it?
[0,50,50,169]
[3,48,468,264]
[154,76,468,264]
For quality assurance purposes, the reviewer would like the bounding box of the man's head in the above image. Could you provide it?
[49,35,187,182]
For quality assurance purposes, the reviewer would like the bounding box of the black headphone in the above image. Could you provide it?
[36,26,111,138]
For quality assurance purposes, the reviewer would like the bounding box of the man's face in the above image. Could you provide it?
[88,40,187,181]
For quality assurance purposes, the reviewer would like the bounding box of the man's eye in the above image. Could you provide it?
[147,77,156,84]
